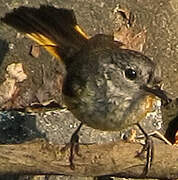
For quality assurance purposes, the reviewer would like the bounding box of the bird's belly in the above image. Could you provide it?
[73,94,156,131]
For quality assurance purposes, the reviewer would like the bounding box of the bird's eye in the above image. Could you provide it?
[125,68,137,80]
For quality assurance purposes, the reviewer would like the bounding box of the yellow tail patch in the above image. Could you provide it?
[74,25,89,39]
[27,33,61,60]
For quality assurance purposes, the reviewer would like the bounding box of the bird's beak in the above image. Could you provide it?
[140,85,171,105]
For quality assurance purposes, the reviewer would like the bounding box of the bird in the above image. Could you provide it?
[1,5,169,174]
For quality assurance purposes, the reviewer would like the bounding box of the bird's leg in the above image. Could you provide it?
[137,130,172,145]
[61,123,83,169]
[136,123,154,176]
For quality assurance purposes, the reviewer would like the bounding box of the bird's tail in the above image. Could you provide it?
[1,5,89,61]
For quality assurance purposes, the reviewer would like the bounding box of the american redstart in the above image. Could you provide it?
[1,5,170,173]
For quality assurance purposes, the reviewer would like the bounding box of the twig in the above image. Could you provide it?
[0,139,177,178]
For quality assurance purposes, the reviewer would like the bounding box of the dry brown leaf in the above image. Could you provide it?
[173,130,178,145]
[114,26,147,52]
[30,44,40,58]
